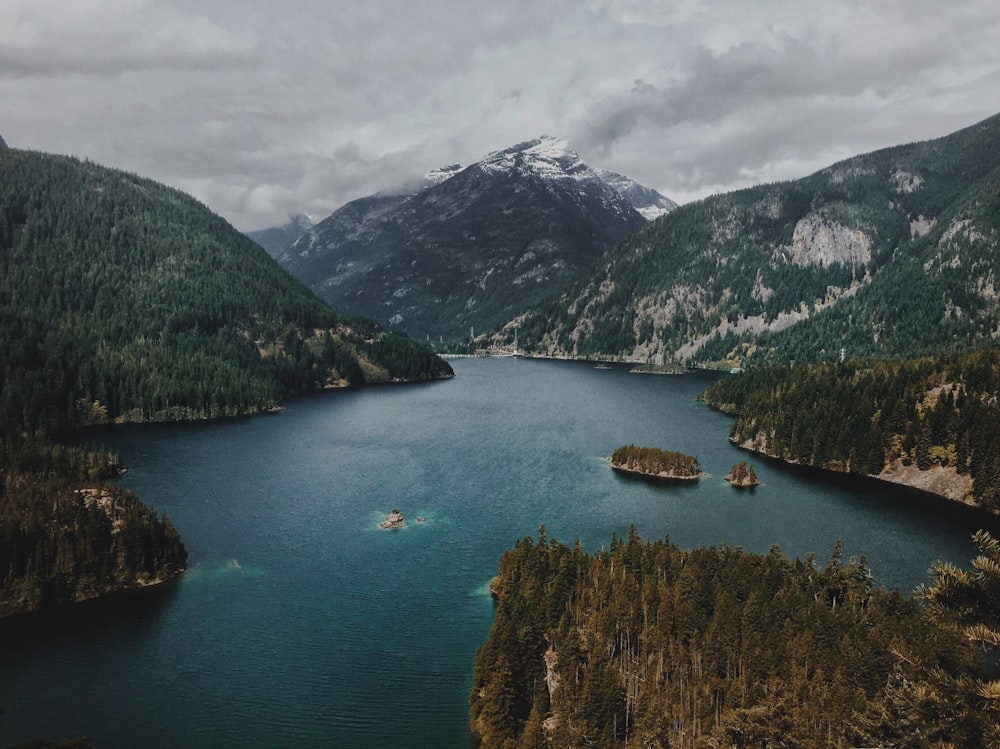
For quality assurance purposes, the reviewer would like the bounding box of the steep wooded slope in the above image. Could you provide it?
[502,113,1000,364]
[471,530,987,748]
[0,148,451,433]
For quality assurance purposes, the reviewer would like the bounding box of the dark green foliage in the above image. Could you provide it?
[0,439,187,617]
[701,348,1000,511]
[0,147,452,434]
[610,444,702,478]
[505,112,1000,365]
[471,531,983,748]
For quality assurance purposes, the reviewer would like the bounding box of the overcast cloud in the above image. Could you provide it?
[2,0,998,230]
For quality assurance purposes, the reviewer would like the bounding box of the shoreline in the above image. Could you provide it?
[609,460,706,482]
[730,439,998,517]
[0,567,186,625]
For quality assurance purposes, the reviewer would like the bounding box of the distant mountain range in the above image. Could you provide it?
[247,213,314,259]
[274,136,676,341]
[500,112,1000,365]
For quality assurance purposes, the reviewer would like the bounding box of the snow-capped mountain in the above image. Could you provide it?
[278,137,675,341]
[247,213,314,259]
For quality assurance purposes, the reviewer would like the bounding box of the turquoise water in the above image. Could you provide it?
[2,358,998,748]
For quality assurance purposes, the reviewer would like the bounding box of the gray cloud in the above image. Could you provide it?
[2,0,999,229]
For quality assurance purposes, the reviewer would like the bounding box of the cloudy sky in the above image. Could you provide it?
[2,0,999,231]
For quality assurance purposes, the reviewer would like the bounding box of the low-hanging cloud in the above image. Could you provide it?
[2,0,999,229]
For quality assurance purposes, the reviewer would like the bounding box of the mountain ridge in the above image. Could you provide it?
[496,113,1000,365]
[277,136,675,340]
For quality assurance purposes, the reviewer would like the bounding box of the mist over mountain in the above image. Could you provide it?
[277,136,675,341]
[247,213,314,259]
[499,113,1000,365]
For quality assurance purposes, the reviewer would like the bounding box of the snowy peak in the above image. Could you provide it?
[479,135,587,181]
[475,136,675,220]
[424,163,462,186]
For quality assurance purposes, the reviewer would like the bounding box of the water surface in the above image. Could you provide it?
[2,358,996,748]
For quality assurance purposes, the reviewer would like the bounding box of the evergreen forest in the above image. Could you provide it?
[0,147,452,616]
[700,348,1000,512]
[471,528,1000,748]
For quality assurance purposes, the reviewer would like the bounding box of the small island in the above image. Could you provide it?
[379,509,405,529]
[724,460,760,488]
[610,444,705,481]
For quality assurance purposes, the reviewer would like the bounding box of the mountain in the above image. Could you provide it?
[278,136,674,341]
[247,212,314,258]
[0,147,452,434]
[0,134,7,148]
[500,113,1000,365]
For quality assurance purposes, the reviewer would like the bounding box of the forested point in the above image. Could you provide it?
[0,146,451,617]
[0,438,187,617]
[470,528,999,748]
[700,347,1000,512]
[610,445,703,479]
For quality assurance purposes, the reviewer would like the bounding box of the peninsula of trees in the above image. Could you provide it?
[470,527,997,748]
[610,445,704,480]
[700,348,1000,512]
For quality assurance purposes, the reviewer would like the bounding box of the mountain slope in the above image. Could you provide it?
[247,213,314,259]
[0,148,452,433]
[279,136,673,340]
[501,113,1000,364]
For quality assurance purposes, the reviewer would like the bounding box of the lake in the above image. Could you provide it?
[2,357,997,748]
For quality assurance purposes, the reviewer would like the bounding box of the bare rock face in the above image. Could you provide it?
[787,212,872,269]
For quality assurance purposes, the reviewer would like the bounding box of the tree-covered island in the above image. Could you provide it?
[724,460,760,488]
[610,445,704,481]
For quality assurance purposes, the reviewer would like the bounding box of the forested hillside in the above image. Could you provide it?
[0,148,452,433]
[0,147,450,616]
[470,529,995,748]
[499,112,1000,365]
[701,348,1000,512]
